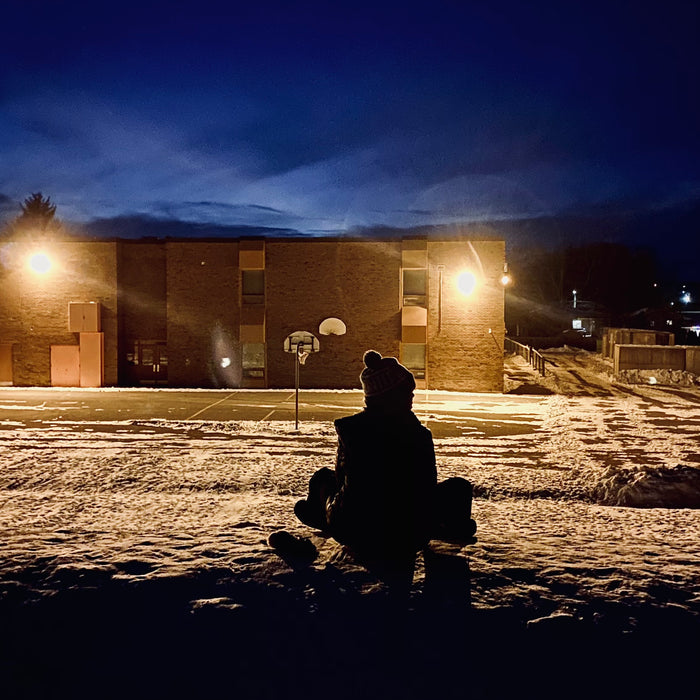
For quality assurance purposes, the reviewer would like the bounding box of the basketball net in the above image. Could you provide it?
[298,350,310,365]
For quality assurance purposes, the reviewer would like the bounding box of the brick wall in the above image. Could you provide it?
[166,241,239,387]
[1,235,506,391]
[426,239,505,392]
[118,241,167,342]
[266,239,402,388]
[0,239,118,386]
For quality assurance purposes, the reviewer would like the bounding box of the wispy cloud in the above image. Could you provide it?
[1,77,698,237]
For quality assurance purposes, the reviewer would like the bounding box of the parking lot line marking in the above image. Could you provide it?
[261,392,296,421]
[186,392,239,420]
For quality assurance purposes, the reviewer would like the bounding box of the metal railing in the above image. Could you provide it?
[504,337,546,376]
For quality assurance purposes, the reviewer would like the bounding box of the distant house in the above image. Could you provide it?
[628,296,700,346]
[0,233,507,392]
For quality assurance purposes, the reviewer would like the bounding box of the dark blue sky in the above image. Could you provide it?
[2,1,698,272]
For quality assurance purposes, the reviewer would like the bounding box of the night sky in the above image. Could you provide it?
[2,1,699,276]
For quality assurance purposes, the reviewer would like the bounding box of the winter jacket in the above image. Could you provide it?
[325,408,437,558]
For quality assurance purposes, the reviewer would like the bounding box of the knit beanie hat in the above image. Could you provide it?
[360,350,416,398]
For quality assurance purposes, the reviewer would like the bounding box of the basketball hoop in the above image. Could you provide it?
[284,330,320,356]
[283,331,320,429]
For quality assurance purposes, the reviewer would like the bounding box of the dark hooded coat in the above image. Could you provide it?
[325,408,437,559]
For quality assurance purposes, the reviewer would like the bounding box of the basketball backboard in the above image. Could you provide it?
[284,331,320,355]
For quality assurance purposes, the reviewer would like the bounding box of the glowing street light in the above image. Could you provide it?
[500,263,511,287]
[28,252,52,274]
[456,270,477,297]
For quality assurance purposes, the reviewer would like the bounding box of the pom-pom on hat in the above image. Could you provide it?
[360,350,416,398]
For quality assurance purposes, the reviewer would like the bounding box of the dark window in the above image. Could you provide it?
[402,343,426,379]
[242,343,265,378]
[242,270,265,304]
[403,269,427,306]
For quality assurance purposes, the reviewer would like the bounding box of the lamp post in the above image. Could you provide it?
[572,289,577,310]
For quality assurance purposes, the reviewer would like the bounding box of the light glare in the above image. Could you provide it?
[29,253,52,274]
[456,271,477,296]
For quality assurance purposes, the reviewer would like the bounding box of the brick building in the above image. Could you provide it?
[0,233,506,392]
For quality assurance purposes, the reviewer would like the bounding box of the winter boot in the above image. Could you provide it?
[433,477,477,543]
[294,467,336,530]
[268,530,318,568]
[294,499,327,531]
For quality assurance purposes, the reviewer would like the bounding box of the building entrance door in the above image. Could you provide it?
[127,341,168,385]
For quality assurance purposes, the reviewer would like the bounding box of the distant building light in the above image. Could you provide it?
[681,293,691,304]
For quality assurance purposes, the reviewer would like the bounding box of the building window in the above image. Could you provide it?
[403,269,426,306]
[402,343,426,379]
[242,270,265,304]
[242,343,265,378]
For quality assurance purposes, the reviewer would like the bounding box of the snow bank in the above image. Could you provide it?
[589,463,700,508]
[618,368,700,386]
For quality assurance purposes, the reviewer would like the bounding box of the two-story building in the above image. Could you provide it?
[0,232,506,392]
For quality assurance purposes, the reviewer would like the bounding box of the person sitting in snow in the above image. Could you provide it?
[269,350,476,586]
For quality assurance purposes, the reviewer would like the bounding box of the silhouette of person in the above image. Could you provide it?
[284,350,476,590]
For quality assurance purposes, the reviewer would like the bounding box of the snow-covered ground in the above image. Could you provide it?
[1,354,699,699]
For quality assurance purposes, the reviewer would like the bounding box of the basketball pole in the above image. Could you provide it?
[295,343,301,430]
[285,331,318,432]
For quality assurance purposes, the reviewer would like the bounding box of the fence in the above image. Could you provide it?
[602,328,674,359]
[614,344,700,375]
[504,337,546,376]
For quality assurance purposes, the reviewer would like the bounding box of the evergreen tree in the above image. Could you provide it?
[3,192,62,236]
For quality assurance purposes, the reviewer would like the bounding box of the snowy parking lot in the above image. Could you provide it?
[1,352,699,699]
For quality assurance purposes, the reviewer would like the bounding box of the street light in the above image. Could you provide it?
[456,270,477,297]
[501,263,511,287]
[28,252,52,274]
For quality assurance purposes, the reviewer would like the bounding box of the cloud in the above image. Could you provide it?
[148,200,309,229]
[0,88,259,220]
[79,215,298,240]
[1,71,698,241]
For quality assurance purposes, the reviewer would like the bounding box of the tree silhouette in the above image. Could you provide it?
[507,241,662,335]
[2,192,62,236]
